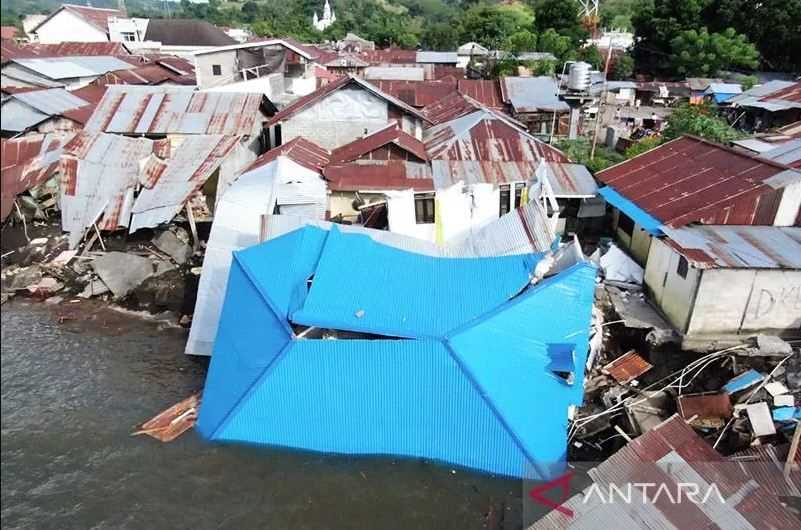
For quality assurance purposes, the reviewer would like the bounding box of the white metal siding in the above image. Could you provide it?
[644,238,699,332]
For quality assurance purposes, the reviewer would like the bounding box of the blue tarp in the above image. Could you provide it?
[197,226,597,479]
[598,186,664,235]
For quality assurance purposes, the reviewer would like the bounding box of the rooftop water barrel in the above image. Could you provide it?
[568,61,591,92]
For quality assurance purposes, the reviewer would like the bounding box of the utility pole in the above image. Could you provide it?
[590,44,614,160]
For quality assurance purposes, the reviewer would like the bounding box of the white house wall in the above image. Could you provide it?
[386,189,435,241]
[281,87,390,149]
[35,10,108,44]
[195,50,239,89]
[203,73,284,99]
[285,74,316,96]
[644,238,700,333]
[774,179,801,226]
[688,269,801,336]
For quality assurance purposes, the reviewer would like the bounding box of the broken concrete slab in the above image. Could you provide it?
[26,277,63,296]
[91,252,153,299]
[50,249,78,268]
[133,268,185,312]
[747,335,794,357]
[4,265,43,291]
[153,229,192,265]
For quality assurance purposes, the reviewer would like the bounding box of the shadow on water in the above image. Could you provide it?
[1,300,522,530]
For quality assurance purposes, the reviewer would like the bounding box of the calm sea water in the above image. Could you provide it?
[1,300,522,530]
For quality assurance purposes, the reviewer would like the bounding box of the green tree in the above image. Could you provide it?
[610,54,635,80]
[460,3,534,50]
[422,22,460,50]
[631,0,710,76]
[702,0,801,72]
[624,136,663,158]
[600,0,637,31]
[533,0,587,44]
[578,44,604,70]
[670,27,759,76]
[506,30,538,54]
[537,28,574,62]
[663,104,742,143]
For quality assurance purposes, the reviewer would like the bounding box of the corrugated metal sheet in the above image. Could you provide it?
[424,110,569,163]
[360,48,417,65]
[84,85,265,135]
[24,41,130,58]
[330,122,427,163]
[457,79,506,110]
[596,136,796,228]
[422,92,483,125]
[532,414,800,529]
[661,225,801,269]
[11,56,135,80]
[60,132,160,247]
[602,350,652,383]
[540,162,597,198]
[10,87,88,115]
[416,51,457,64]
[372,79,455,107]
[0,133,66,220]
[363,66,425,81]
[677,393,732,422]
[129,135,240,232]
[246,136,331,173]
[760,139,801,168]
[501,76,569,113]
[196,224,596,477]
[728,80,801,111]
[324,161,433,191]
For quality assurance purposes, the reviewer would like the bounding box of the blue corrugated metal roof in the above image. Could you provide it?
[598,186,664,235]
[291,226,542,338]
[197,226,597,478]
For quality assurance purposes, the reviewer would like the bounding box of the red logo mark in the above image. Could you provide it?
[528,471,575,517]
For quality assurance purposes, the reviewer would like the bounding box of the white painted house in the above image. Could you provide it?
[644,225,801,346]
[31,4,124,44]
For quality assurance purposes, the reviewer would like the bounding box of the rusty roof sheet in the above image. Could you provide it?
[759,81,801,105]
[246,136,331,173]
[266,75,427,127]
[360,48,417,65]
[60,132,163,246]
[422,92,482,125]
[457,79,505,109]
[530,414,800,530]
[0,27,18,40]
[129,135,240,232]
[661,224,801,269]
[424,109,569,163]
[97,63,196,86]
[84,85,266,135]
[372,79,456,108]
[24,41,130,58]
[601,350,653,383]
[31,4,125,34]
[0,133,67,220]
[1,39,39,63]
[330,122,428,163]
[540,162,597,198]
[324,161,433,191]
[677,393,732,422]
[596,136,797,228]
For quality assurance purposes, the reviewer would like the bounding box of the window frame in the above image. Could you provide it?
[211,64,222,76]
[677,255,689,279]
[414,193,435,224]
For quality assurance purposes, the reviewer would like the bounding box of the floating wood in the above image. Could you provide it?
[132,392,201,442]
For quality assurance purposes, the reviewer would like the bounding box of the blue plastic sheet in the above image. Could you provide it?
[598,186,664,235]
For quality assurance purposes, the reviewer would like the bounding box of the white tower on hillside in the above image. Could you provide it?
[313,0,335,31]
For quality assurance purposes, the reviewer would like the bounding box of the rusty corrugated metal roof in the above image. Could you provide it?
[330,122,427,163]
[96,63,196,86]
[661,224,801,269]
[245,137,331,173]
[424,109,569,163]
[0,133,66,220]
[596,136,798,228]
[422,92,482,125]
[24,41,130,58]
[84,85,266,136]
[457,79,505,109]
[372,79,456,108]
[0,27,19,40]
[601,350,653,383]
[531,414,800,530]
[324,161,433,191]
[759,81,801,105]
[360,48,417,65]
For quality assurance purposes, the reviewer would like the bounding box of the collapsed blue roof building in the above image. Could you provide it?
[197,225,597,478]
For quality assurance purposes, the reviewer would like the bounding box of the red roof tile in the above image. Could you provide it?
[246,137,331,173]
[330,122,427,163]
[596,136,796,228]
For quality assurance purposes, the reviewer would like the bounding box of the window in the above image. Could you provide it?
[121,31,136,42]
[677,255,689,279]
[212,64,222,76]
[617,213,634,236]
[499,185,511,216]
[513,183,526,209]
[414,193,435,224]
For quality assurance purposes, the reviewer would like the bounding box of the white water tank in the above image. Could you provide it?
[568,61,591,92]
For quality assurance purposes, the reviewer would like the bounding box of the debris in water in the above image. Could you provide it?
[132,393,201,442]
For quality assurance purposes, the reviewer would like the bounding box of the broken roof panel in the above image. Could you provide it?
[501,76,569,113]
[727,80,801,111]
[0,133,67,220]
[661,225,801,269]
[760,138,801,168]
[246,136,331,173]
[596,135,798,228]
[416,51,457,64]
[84,85,266,135]
[196,224,596,477]
[0,88,89,132]
[129,135,240,232]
